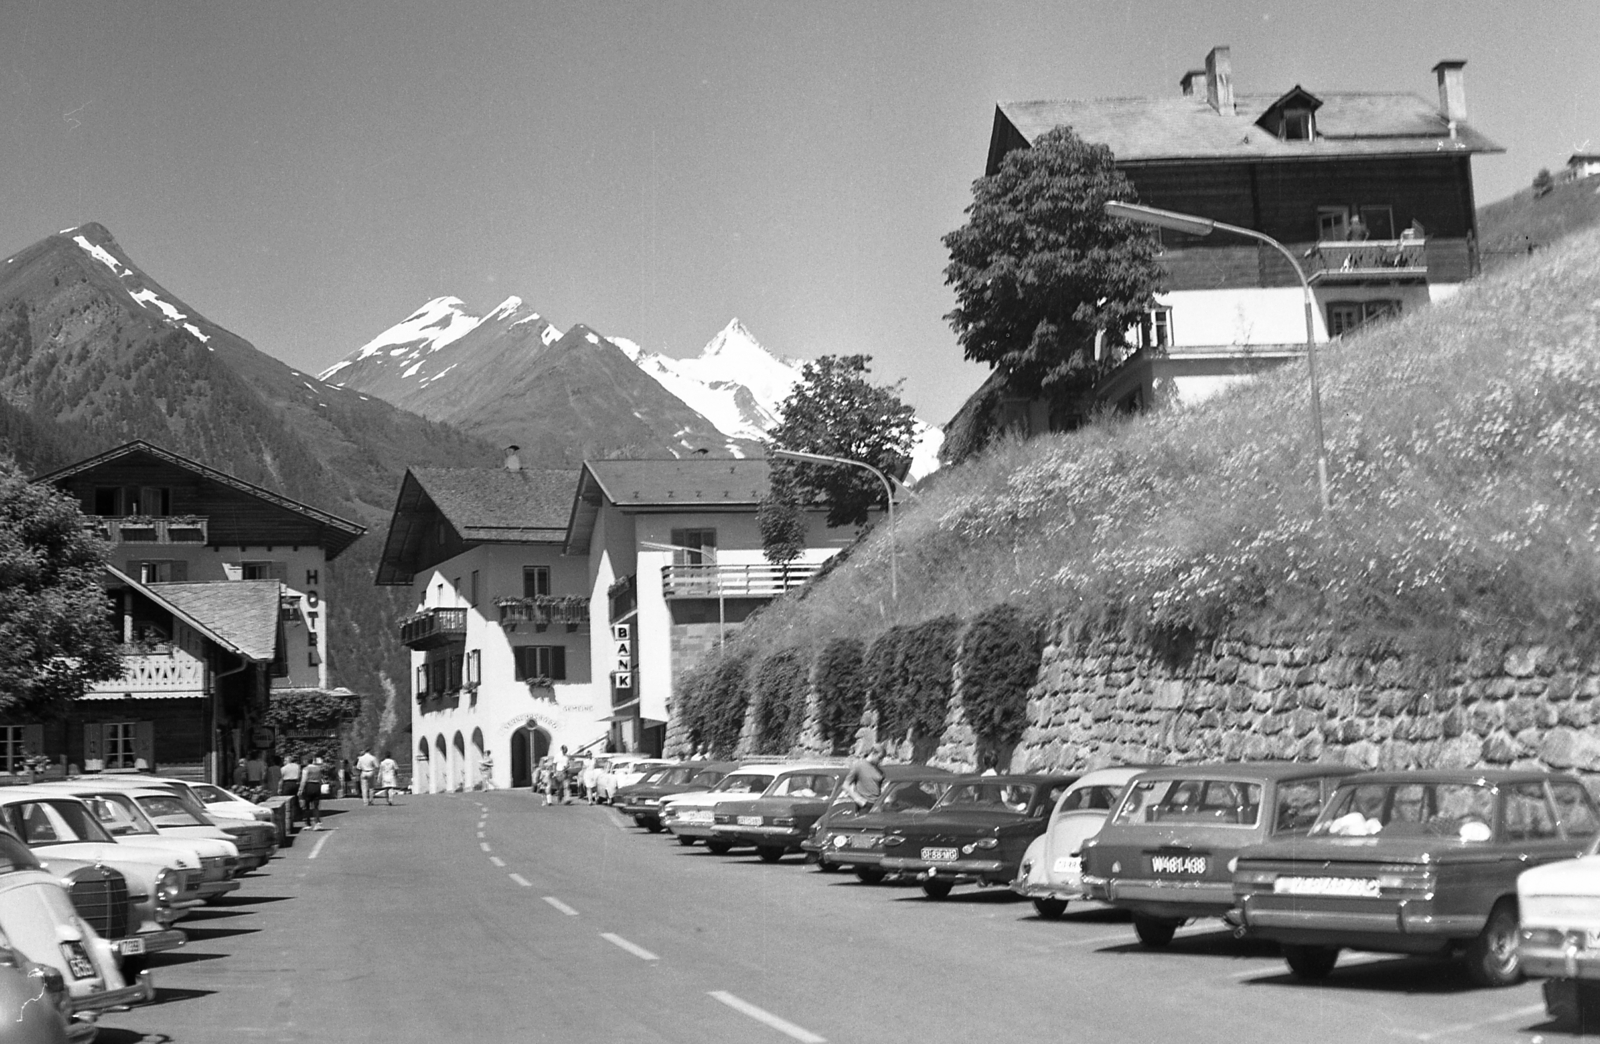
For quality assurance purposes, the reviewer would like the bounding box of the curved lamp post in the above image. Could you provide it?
[769,448,897,603]
[1104,200,1332,512]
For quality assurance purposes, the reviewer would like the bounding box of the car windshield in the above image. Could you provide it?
[937,782,1036,813]
[0,834,41,873]
[770,773,837,798]
[81,793,159,836]
[714,773,776,795]
[190,784,236,804]
[2,800,116,846]
[135,794,210,827]
[1111,778,1263,827]
[875,779,949,813]
[650,766,695,786]
[1312,782,1496,840]
[689,769,726,788]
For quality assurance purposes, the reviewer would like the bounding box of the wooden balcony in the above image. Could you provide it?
[661,562,822,599]
[1304,239,1428,285]
[497,596,589,632]
[87,515,209,544]
[87,645,208,696]
[399,607,469,649]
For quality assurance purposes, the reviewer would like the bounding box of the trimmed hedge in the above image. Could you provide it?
[960,603,1042,746]
[265,688,361,765]
[873,616,960,749]
[699,652,754,757]
[813,636,866,754]
[752,649,809,754]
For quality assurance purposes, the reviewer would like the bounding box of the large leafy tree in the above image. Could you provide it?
[943,125,1164,397]
[0,455,120,712]
[763,355,917,538]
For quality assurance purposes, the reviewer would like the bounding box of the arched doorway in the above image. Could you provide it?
[416,739,431,794]
[510,725,551,789]
[470,728,487,789]
[434,734,447,794]
[452,732,467,792]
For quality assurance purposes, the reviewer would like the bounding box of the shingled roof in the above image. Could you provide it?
[565,459,773,556]
[991,90,1502,171]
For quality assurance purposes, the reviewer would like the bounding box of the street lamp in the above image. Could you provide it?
[639,540,723,649]
[1104,200,1332,512]
[769,448,897,602]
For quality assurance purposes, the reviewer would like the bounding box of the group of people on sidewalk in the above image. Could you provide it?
[354,749,400,805]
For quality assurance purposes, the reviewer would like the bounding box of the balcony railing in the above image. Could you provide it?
[661,562,822,599]
[1304,238,1427,284]
[497,596,589,632]
[399,607,469,649]
[87,646,208,695]
[87,515,209,544]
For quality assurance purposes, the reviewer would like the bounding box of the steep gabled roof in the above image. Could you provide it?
[104,566,280,662]
[989,90,1502,173]
[36,440,366,559]
[376,466,579,585]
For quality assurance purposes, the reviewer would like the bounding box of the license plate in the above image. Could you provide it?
[1150,854,1208,875]
[850,834,879,849]
[681,810,711,824]
[922,847,959,862]
[1273,876,1380,898]
[61,942,95,980]
[638,798,657,806]
[117,937,146,956]
[1053,855,1082,876]
[737,816,763,827]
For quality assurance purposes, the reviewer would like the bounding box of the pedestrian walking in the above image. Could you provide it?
[479,752,495,791]
[339,758,353,798]
[842,744,887,811]
[300,757,325,830]
[232,756,248,789]
[265,754,282,801]
[356,748,379,805]
[245,750,267,790]
[378,751,398,805]
[280,753,302,826]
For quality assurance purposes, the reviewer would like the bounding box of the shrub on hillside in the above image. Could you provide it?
[813,636,867,754]
[960,604,1043,747]
[751,649,808,754]
[876,616,960,753]
[698,652,754,757]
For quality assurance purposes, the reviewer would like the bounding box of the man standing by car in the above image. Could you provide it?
[842,745,886,810]
[356,748,379,805]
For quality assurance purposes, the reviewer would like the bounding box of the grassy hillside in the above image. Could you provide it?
[1480,173,1600,276]
[721,225,1600,675]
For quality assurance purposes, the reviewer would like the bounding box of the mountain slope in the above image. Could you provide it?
[1479,173,1600,276]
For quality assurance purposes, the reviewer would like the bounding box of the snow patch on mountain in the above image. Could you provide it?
[353,296,481,362]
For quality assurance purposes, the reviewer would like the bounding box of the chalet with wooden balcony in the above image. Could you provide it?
[17,441,365,784]
[376,453,859,791]
[983,47,1503,416]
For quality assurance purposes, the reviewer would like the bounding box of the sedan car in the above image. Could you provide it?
[0,938,75,1044]
[1081,762,1358,946]
[711,767,848,862]
[878,774,1079,899]
[1517,826,1600,1026]
[813,770,954,882]
[81,779,277,870]
[660,766,793,848]
[1013,766,1147,919]
[616,762,737,833]
[40,785,241,902]
[1234,769,1599,986]
[593,757,673,805]
[183,783,271,823]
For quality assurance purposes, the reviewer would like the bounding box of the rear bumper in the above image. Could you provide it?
[712,825,804,845]
[1235,895,1486,940]
[1013,877,1081,901]
[1521,948,1600,981]
[880,856,1008,881]
[115,929,186,957]
[665,822,714,838]
[71,971,155,1013]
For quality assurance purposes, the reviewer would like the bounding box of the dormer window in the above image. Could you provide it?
[1281,107,1313,140]
[1256,86,1322,143]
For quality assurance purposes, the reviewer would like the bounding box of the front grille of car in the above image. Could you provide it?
[224,825,272,853]
[68,866,130,940]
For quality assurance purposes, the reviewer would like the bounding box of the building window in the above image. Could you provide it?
[1358,205,1395,241]
[514,645,567,682]
[130,560,187,583]
[669,528,718,565]
[1326,300,1402,337]
[1138,308,1173,351]
[466,650,481,686]
[0,728,23,774]
[104,723,138,770]
[522,566,551,599]
[241,561,285,581]
[1316,206,1349,242]
[416,664,427,697]
[448,654,463,690]
[470,570,480,607]
[1281,108,1312,140]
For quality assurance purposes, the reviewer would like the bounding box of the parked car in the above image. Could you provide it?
[1518,826,1600,1025]
[80,778,277,870]
[38,783,241,902]
[0,937,74,1044]
[660,765,791,848]
[811,769,954,882]
[1233,769,1600,985]
[616,762,735,832]
[878,774,1079,899]
[595,757,673,804]
[0,828,152,1035]
[1082,761,1357,946]
[0,789,194,967]
[711,766,849,862]
[182,783,272,823]
[1013,766,1147,919]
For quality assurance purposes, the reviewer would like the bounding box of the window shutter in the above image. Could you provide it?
[551,646,567,681]
[416,665,427,695]
[134,722,155,768]
[83,725,103,770]
[512,648,526,681]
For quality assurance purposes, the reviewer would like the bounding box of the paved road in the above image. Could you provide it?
[96,792,1569,1044]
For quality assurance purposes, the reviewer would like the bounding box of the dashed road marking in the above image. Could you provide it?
[480,842,491,852]
[509,873,532,887]
[542,896,579,916]
[709,991,825,1043]
[601,933,659,961]
[477,831,485,838]
[307,831,334,860]
[490,856,505,867]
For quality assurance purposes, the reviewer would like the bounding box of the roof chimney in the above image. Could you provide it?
[1205,46,1234,115]
[504,445,522,471]
[1433,60,1467,123]
[1179,69,1206,97]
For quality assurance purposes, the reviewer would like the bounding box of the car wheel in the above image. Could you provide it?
[706,840,733,855]
[645,821,664,834]
[922,879,954,900]
[1464,898,1522,987]
[1282,944,1340,980]
[1133,914,1181,947]
[855,867,886,885]
[676,836,696,847]
[1032,897,1068,920]
[757,846,785,863]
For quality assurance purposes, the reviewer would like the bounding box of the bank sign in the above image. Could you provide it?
[611,624,632,691]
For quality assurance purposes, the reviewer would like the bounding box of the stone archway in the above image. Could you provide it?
[471,727,488,789]
[452,732,467,792]
[416,739,431,794]
[434,734,448,794]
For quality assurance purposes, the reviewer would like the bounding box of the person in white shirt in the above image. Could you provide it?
[356,749,379,805]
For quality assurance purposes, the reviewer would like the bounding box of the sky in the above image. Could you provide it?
[3,1,1594,426]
